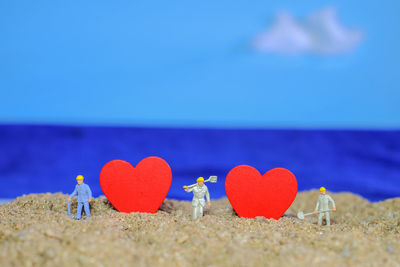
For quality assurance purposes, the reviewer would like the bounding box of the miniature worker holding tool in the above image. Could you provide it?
[183,176,216,220]
[67,175,92,220]
[313,187,336,226]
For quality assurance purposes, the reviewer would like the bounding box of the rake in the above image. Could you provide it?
[297,209,332,220]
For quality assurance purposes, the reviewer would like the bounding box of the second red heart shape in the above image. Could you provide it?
[225,166,298,219]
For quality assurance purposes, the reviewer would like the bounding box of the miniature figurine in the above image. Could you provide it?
[67,175,92,220]
[313,187,336,226]
[183,176,217,219]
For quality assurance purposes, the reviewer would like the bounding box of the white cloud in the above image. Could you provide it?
[253,7,363,55]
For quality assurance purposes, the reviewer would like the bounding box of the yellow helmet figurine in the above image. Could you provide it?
[76,175,84,180]
[320,187,326,192]
[197,177,204,182]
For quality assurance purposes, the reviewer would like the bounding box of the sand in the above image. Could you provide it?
[0,191,399,267]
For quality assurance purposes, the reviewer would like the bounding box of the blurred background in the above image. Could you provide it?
[0,0,399,202]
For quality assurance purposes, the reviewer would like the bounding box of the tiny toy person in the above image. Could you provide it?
[313,187,336,226]
[67,175,92,220]
[183,177,211,220]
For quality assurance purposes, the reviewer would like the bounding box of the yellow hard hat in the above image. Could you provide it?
[320,187,326,192]
[197,177,204,182]
[76,175,84,180]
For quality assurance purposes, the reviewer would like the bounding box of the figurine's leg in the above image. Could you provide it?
[198,205,203,218]
[76,202,83,219]
[325,212,330,226]
[193,205,201,219]
[318,212,323,225]
[83,201,91,217]
[192,206,197,219]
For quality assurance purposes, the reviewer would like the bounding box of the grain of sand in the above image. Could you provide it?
[1,191,399,266]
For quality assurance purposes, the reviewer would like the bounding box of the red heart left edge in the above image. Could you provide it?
[99,157,172,213]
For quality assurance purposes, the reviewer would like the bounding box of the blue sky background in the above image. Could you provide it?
[0,0,399,128]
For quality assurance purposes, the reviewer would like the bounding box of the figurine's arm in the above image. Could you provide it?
[314,197,320,211]
[184,183,198,192]
[186,183,197,189]
[205,187,210,203]
[87,185,93,201]
[69,186,77,201]
[183,186,194,192]
[328,195,336,210]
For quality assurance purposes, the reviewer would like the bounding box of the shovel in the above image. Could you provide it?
[205,176,217,183]
[187,176,217,189]
[66,200,73,218]
[297,209,332,220]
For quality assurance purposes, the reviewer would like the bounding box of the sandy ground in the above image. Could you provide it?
[1,191,400,267]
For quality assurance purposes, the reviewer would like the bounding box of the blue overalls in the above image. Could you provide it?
[70,183,92,219]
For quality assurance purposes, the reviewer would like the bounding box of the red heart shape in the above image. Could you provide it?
[225,166,297,219]
[99,157,172,213]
